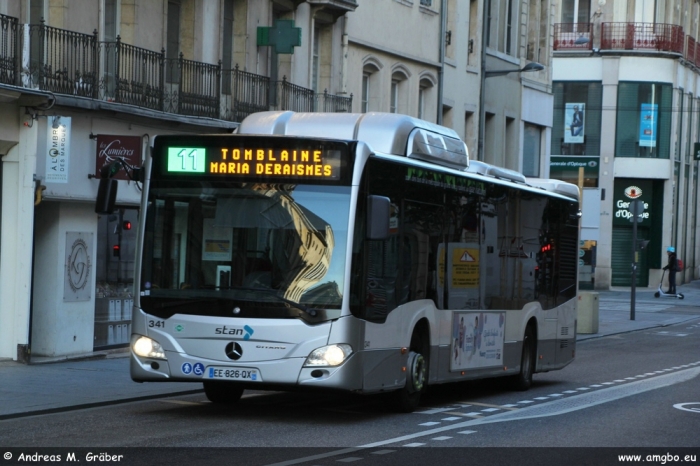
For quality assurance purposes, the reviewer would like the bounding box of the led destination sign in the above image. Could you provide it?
[166,146,342,180]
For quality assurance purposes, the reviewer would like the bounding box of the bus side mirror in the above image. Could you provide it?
[95,178,118,214]
[367,195,390,240]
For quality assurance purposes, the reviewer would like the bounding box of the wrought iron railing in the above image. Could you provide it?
[25,21,99,97]
[553,23,593,50]
[221,64,270,122]
[7,19,350,121]
[164,53,220,118]
[600,22,683,53]
[103,40,164,111]
[0,14,18,85]
[274,76,316,112]
[685,35,700,68]
[317,89,352,112]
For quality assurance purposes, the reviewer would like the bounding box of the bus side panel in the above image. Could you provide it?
[327,315,406,393]
[555,299,577,367]
[361,300,445,389]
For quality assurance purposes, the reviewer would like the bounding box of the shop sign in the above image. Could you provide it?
[45,116,71,184]
[550,156,599,177]
[613,180,653,226]
[95,135,142,181]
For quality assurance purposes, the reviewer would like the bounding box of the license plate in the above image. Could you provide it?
[206,367,262,381]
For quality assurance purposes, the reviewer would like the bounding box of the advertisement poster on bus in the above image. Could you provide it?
[639,103,658,147]
[450,311,505,371]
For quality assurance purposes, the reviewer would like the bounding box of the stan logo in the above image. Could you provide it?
[624,186,642,199]
[215,324,254,340]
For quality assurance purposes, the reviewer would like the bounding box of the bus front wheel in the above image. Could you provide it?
[394,351,427,412]
[203,381,244,404]
[510,326,535,391]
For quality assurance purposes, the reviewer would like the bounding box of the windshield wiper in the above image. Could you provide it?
[236,287,320,317]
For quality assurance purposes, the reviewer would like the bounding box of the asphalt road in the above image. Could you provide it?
[1,319,699,466]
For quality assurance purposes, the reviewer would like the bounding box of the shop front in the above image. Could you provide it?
[610,179,663,287]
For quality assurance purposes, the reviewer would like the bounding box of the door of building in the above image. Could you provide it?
[611,226,649,287]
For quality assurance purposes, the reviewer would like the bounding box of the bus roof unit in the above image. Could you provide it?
[238,111,469,170]
[465,160,528,184]
[526,178,581,201]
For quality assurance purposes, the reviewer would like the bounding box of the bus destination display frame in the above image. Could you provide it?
[153,135,351,184]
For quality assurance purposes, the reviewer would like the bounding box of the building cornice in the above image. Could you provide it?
[348,36,441,68]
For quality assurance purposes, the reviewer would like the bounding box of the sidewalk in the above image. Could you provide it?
[1,283,699,420]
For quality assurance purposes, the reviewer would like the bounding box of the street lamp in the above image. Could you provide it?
[477,61,544,161]
[484,61,545,78]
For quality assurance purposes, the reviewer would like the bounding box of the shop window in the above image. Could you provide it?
[522,123,541,177]
[552,81,602,156]
[551,81,602,187]
[94,208,139,348]
[615,82,673,159]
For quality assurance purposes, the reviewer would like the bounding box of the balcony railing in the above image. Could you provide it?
[11,19,350,123]
[553,23,593,50]
[554,22,686,55]
[221,64,270,122]
[0,14,19,85]
[600,23,683,53]
[685,36,700,68]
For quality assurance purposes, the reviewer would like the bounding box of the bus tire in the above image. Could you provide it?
[203,381,244,404]
[394,351,426,412]
[393,328,429,413]
[510,326,535,391]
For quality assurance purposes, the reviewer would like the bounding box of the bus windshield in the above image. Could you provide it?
[139,182,351,320]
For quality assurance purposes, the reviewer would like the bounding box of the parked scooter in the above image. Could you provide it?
[654,269,684,299]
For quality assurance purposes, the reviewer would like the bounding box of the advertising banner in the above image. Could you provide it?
[639,103,658,147]
[450,311,505,371]
[564,103,585,144]
[45,116,71,183]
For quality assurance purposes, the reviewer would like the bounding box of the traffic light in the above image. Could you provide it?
[112,244,120,257]
[122,220,132,230]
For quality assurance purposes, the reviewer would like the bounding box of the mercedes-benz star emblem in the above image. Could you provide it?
[225,342,243,360]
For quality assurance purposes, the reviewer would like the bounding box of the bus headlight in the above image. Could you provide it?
[132,335,166,360]
[304,344,352,367]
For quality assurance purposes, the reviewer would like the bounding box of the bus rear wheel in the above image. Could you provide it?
[203,381,244,404]
[510,327,535,391]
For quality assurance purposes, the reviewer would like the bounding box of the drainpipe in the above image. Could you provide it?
[341,14,348,96]
[477,0,488,161]
[437,0,447,125]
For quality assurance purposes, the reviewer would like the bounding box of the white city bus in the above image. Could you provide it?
[122,111,579,412]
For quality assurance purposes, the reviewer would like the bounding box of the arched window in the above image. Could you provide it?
[418,74,436,121]
[361,57,382,113]
[390,65,410,114]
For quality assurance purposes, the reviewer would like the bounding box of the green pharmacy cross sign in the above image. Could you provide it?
[257,20,302,54]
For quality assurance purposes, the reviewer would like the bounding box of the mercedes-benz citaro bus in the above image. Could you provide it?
[119,111,579,412]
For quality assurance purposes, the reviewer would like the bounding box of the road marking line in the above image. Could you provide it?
[432,436,452,441]
[262,366,700,466]
[157,400,204,406]
[419,422,440,426]
[403,443,425,447]
[336,458,362,463]
[371,450,395,455]
[441,417,461,421]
